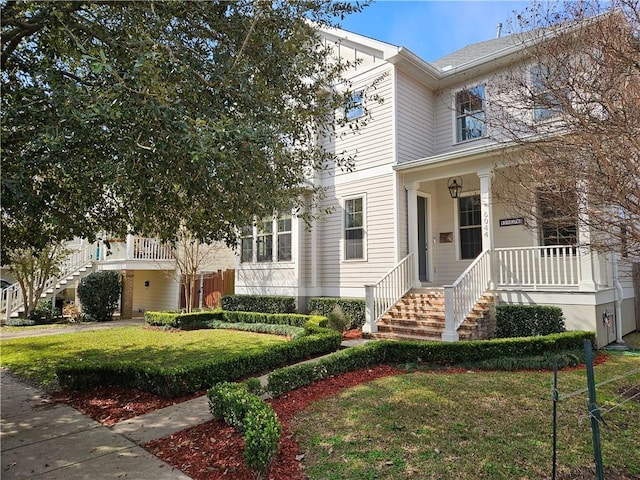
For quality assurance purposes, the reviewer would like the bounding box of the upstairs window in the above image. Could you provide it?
[344,196,365,260]
[456,85,486,142]
[458,194,482,260]
[531,65,563,121]
[537,187,577,249]
[345,91,364,121]
[277,215,292,262]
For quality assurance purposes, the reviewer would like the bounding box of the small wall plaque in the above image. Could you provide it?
[499,217,525,227]
[439,232,453,243]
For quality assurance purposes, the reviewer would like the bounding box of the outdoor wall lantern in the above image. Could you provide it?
[447,176,463,199]
[144,280,150,288]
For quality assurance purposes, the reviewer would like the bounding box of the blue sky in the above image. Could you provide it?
[340,1,530,62]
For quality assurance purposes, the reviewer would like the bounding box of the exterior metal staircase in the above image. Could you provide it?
[372,288,495,341]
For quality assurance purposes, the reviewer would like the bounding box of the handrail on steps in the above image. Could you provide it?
[442,249,492,342]
[364,253,414,334]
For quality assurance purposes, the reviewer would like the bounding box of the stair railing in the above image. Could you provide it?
[364,253,414,334]
[442,249,491,342]
[2,242,98,321]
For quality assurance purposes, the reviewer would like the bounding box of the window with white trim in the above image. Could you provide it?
[345,91,364,121]
[456,85,486,142]
[240,214,293,264]
[256,217,273,263]
[458,194,482,260]
[344,196,364,260]
[531,65,562,121]
[537,187,577,248]
[277,215,292,262]
[240,225,253,263]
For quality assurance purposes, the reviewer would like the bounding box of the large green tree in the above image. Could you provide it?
[1,0,369,261]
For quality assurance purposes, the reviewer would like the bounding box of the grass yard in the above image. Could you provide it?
[0,326,287,390]
[294,353,640,480]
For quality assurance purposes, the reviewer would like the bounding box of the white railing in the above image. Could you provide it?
[133,237,174,261]
[443,249,492,342]
[364,253,414,334]
[2,242,98,321]
[494,245,580,289]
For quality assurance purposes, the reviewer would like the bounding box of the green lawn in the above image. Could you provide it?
[294,353,640,479]
[0,326,287,390]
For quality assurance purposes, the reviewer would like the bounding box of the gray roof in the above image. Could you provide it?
[431,34,522,70]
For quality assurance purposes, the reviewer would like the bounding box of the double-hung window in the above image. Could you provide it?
[458,194,482,260]
[456,85,486,142]
[256,217,273,263]
[537,187,577,250]
[344,196,364,260]
[277,215,292,262]
[531,65,562,121]
[240,225,254,263]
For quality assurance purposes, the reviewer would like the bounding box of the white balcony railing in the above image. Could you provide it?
[364,253,414,334]
[443,249,492,342]
[132,237,174,261]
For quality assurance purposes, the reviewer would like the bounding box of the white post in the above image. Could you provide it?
[126,234,135,260]
[577,186,597,291]
[5,291,12,323]
[478,169,495,290]
[363,284,377,334]
[442,285,459,342]
[406,183,420,288]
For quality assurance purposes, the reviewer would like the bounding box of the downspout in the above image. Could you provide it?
[611,253,625,345]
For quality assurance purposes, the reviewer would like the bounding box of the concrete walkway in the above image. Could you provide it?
[1,370,192,480]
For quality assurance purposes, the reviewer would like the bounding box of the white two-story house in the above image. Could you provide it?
[236,24,638,348]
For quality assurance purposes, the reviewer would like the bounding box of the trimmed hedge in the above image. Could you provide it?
[58,315,340,396]
[496,305,566,338]
[145,310,318,329]
[221,295,296,314]
[266,331,594,396]
[208,382,281,474]
[307,297,365,330]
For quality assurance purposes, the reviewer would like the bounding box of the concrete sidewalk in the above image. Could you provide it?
[0,370,192,480]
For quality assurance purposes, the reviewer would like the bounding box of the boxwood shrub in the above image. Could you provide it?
[221,295,296,314]
[496,304,566,338]
[266,331,594,396]
[208,382,281,475]
[58,315,341,397]
[307,297,365,330]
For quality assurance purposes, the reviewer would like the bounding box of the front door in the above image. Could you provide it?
[417,196,429,282]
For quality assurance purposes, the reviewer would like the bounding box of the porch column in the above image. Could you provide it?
[120,270,134,319]
[478,169,495,289]
[577,186,597,290]
[406,183,421,288]
[126,234,135,260]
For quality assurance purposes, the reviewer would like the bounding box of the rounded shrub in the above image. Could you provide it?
[77,271,121,322]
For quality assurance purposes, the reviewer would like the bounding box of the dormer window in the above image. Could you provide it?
[456,85,486,142]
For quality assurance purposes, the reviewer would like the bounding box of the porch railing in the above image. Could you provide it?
[442,249,491,342]
[364,253,414,334]
[494,246,580,289]
[132,237,174,261]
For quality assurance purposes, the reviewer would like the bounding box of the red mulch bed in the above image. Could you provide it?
[144,365,404,480]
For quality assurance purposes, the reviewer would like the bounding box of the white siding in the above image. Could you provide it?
[236,265,298,297]
[395,71,434,162]
[132,270,178,313]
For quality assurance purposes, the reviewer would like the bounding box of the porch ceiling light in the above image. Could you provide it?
[447,176,463,199]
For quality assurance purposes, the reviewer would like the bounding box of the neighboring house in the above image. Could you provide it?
[236,25,638,347]
[1,236,236,321]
